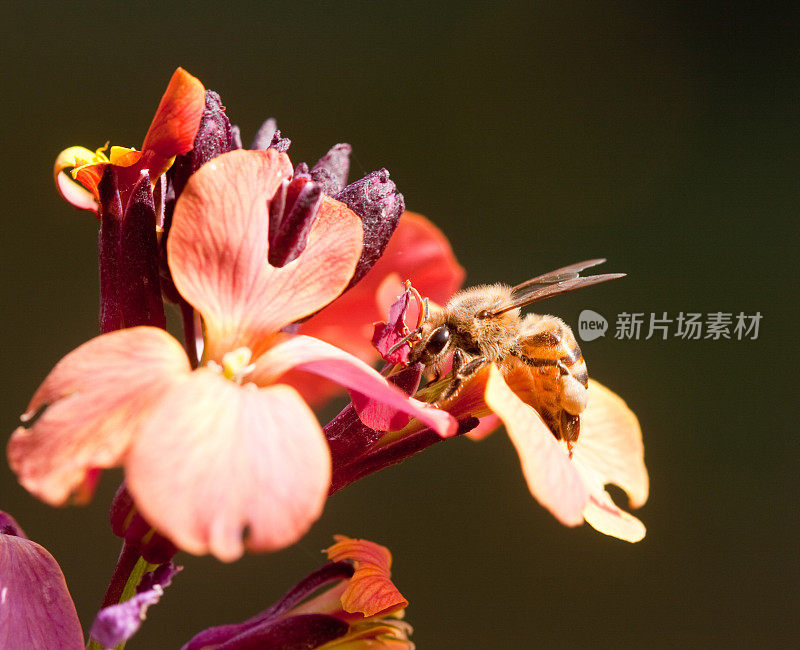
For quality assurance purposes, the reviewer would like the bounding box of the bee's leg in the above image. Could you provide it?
[435,352,487,404]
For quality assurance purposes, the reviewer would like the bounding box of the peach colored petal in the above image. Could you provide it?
[140,67,205,160]
[168,150,364,359]
[573,460,646,543]
[484,365,588,526]
[573,380,649,508]
[299,212,465,364]
[326,536,407,618]
[0,531,84,649]
[126,370,331,561]
[8,328,190,505]
[251,335,457,437]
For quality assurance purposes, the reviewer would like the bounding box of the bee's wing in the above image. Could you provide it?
[490,271,625,316]
[509,259,608,295]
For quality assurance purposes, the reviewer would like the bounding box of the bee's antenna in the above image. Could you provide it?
[386,326,422,356]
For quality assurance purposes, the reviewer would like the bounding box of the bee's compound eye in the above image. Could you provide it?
[476,310,491,319]
[426,326,451,355]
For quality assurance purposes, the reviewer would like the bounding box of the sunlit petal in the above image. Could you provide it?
[251,335,457,437]
[484,365,588,526]
[7,328,189,505]
[574,380,649,508]
[168,149,364,359]
[326,536,408,619]
[126,371,331,562]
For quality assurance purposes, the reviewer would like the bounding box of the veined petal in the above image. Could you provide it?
[251,335,457,437]
[126,371,331,561]
[0,517,84,650]
[484,365,588,526]
[167,149,364,359]
[573,379,649,508]
[8,328,190,505]
[326,536,407,619]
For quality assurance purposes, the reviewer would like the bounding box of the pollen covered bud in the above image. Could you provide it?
[335,169,405,290]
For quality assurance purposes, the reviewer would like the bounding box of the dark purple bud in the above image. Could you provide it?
[251,118,291,152]
[170,90,236,199]
[183,562,354,650]
[0,511,26,538]
[118,171,166,329]
[268,175,322,267]
[188,614,347,650]
[230,125,243,150]
[98,166,123,333]
[109,483,177,564]
[329,415,479,495]
[294,162,309,176]
[335,169,405,290]
[310,143,351,195]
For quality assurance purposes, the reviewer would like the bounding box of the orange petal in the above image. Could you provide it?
[8,328,189,505]
[140,67,206,163]
[126,371,331,561]
[326,535,408,618]
[483,365,588,526]
[574,380,649,508]
[167,149,364,359]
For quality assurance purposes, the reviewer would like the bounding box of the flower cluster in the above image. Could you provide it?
[5,67,648,647]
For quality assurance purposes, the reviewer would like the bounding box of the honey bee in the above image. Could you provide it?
[391,260,624,447]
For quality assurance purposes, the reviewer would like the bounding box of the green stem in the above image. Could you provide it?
[86,541,156,650]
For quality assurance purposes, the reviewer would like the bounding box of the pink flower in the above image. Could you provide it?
[9,149,456,561]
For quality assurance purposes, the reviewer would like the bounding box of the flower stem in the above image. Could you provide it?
[87,541,156,650]
[180,300,199,368]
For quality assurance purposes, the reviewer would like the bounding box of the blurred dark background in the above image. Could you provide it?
[2,1,797,647]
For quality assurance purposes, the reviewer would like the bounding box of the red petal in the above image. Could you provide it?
[140,67,205,161]
[8,328,189,505]
[0,522,84,649]
[326,535,408,618]
[483,365,588,526]
[126,371,331,561]
[167,150,364,360]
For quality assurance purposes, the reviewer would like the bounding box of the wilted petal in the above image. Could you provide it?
[251,335,457,437]
[90,563,181,650]
[0,514,84,650]
[126,370,331,561]
[484,365,588,526]
[8,328,190,505]
[167,149,363,360]
[326,536,407,619]
[372,289,413,365]
[54,145,103,211]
